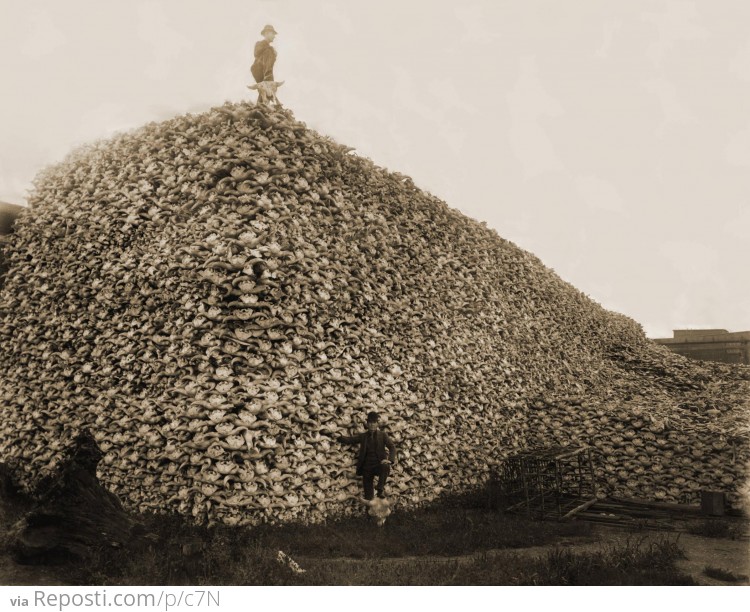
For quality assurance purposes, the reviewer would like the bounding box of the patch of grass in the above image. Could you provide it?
[686,519,745,540]
[2,483,692,586]
[702,565,748,583]
[250,505,593,560]
[70,498,594,585]
[75,512,693,586]
[288,536,697,585]
[83,518,293,586]
[523,536,696,586]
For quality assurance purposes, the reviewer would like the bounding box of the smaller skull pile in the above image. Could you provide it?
[0,101,747,525]
[526,377,749,508]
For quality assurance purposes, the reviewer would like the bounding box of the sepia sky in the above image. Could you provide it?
[1,0,748,339]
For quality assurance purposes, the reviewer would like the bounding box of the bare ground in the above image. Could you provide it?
[673,532,749,585]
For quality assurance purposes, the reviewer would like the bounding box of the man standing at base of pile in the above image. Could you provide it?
[337,411,397,500]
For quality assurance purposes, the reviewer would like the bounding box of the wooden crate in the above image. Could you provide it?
[493,445,598,520]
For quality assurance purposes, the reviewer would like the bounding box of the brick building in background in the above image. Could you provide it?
[654,329,750,365]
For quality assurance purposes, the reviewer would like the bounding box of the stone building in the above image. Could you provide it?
[653,329,750,365]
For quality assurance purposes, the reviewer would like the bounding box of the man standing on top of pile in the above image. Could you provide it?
[336,411,397,501]
[251,24,278,83]
[250,24,283,107]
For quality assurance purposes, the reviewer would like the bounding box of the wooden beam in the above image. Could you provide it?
[561,496,599,520]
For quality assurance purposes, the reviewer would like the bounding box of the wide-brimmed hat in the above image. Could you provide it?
[261,24,278,36]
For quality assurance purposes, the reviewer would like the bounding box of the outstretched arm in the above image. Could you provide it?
[337,433,361,445]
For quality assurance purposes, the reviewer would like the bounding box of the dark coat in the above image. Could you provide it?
[339,429,397,476]
[251,40,277,83]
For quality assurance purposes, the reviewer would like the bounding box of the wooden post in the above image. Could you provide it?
[522,460,530,517]
[579,450,585,497]
[586,447,597,497]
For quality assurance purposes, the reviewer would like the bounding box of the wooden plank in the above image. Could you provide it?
[561,496,599,520]
[609,496,701,514]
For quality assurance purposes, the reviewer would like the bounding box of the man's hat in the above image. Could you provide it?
[261,24,278,36]
[366,411,379,423]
